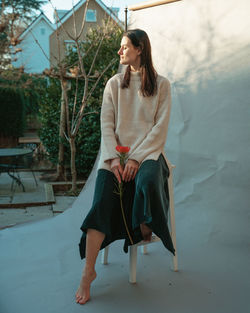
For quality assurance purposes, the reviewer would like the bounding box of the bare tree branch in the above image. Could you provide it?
[61,78,71,140]
[72,57,118,136]
[71,75,79,133]
[86,57,117,102]
[55,17,62,66]
[75,39,87,78]
[63,130,70,142]
[71,0,78,39]
[48,0,75,40]
[87,35,104,77]
[77,0,90,40]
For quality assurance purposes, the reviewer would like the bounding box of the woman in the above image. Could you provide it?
[75,29,175,305]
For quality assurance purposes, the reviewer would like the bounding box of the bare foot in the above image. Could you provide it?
[75,269,97,305]
[140,223,152,242]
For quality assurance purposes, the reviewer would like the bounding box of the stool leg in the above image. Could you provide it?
[168,167,178,272]
[101,246,109,265]
[129,245,137,283]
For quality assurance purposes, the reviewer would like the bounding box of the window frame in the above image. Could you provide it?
[86,9,97,22]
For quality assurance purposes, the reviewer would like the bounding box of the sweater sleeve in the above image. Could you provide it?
[129,78,171,163]
[100,79,118,163]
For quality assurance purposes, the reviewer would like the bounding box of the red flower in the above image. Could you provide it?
[116,145,130,154]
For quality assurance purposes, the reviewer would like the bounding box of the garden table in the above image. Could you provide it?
[0,148,33,192]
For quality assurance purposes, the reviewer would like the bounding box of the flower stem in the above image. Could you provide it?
[115,146,133,245]
[119,184,134,245]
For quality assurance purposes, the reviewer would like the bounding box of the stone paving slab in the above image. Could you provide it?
[0,197,76,229]
[52,196,76,213]
[0,206,53,229]
[0,171,47,205]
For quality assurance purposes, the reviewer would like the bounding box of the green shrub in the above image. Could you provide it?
[38,78,101,179]
[0,69,47,135]
[0,86,25,137]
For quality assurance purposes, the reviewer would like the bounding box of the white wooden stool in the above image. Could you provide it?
[101,163,178,283]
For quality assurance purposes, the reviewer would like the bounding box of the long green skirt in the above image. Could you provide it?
[79,154,175,259]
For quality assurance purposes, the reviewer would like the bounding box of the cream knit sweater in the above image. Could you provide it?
[98,71,172,171]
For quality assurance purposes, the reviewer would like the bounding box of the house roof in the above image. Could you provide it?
[19,12,55,40]
[59,0,123,28]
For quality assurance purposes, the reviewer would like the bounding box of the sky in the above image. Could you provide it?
[41,0,141,22]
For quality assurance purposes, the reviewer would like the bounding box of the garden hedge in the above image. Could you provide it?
[0,86,25,137]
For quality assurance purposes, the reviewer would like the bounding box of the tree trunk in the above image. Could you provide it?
[56,84,67,181]
[69,136,77,194]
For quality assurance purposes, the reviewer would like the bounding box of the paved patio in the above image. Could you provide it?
[0,171,76,229]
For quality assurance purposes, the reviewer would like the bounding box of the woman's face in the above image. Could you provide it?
[118,36,141,68]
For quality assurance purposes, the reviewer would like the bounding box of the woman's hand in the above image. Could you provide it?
[122,159,139,182]
[110,158,123,184]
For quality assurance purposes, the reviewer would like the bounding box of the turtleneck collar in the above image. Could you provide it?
[130,71,141,81]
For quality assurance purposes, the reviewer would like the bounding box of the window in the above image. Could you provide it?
[40,28,46,35]
[86,9,96,22]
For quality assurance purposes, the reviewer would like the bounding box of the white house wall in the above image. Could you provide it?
[13,18,53,73]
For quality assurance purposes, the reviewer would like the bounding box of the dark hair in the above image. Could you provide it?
[121,29,157,97]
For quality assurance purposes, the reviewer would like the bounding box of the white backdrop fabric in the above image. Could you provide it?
[129,0,250,251]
